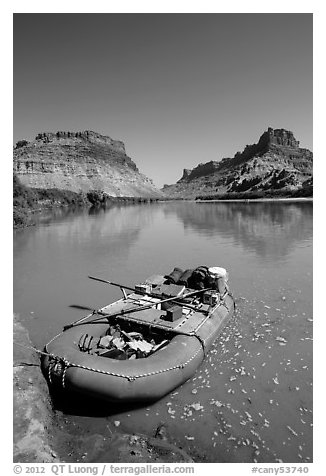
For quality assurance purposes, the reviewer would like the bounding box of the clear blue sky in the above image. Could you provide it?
[13,13,312,187]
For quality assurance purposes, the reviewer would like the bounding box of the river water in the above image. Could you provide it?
[13,200,313,463]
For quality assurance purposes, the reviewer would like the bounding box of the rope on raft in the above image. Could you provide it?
[14,293,235,390]
[14,341,53,357]
[51,344,204,387]
[13,335,205,388]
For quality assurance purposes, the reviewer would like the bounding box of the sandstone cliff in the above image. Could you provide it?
[162,128,313,198]
[13,130,162,198]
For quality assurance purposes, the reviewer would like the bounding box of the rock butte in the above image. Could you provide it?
[162,128,313,198]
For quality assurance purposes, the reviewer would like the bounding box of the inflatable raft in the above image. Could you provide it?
[42,267,235,403]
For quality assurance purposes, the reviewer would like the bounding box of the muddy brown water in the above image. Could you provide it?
[13,201,313,463]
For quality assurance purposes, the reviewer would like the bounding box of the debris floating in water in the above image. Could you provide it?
[100,291,312,463]
[245,411,252,421]
[210,399,223,407]
[276,336,287,343]
[189,402,204,411]
[287,425,298,437]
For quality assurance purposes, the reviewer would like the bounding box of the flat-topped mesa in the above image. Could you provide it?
[34,130,126,154]
[13,129,162,197]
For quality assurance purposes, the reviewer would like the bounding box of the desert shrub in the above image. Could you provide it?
[14,140,29,149]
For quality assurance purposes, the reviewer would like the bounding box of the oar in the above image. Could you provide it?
[69,304,94,311]
[88,275,136,293]
[64,286,211,331]
[88,275,204,311]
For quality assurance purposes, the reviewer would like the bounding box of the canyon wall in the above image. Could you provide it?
[163,128,313,198]
[14,130,162,198]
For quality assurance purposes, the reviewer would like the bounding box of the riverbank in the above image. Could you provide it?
[13,314,193,463]
[13,174,162,229]
[13,315,60,462]
[196,197,313,203]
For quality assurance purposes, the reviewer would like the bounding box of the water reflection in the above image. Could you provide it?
[13,203,156,343]
[13,200,312,463]
[24,205,88,227]
[15,203,154,256]
[163,201,312,261]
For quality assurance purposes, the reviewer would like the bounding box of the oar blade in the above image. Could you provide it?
[69,304,94,311]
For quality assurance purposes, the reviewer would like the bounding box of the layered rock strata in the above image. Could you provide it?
[13,130,162,197]
[163,128,313,198]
